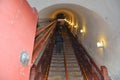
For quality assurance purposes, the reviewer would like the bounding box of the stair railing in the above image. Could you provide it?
[32,20,56,63]
[67,27,109,80]
[30,20,56,80]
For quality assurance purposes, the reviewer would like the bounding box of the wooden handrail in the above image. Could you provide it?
[67,27,109,80]
[80,44,104,80]
[32,21,56,63]
[30,25,56,80]
[34,24,54,50]
[36,21,55,37]
[33,41,54,80]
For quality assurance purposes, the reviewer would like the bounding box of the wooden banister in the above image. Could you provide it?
[67,26,109,80]
[30,27,55,80]
[36,21,55,37]
[32,21,56,63]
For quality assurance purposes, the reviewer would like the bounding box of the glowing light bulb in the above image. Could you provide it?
[97,41,104,48]
[80,29,84,33]
[71,23,74,26]
[74,26,77,28]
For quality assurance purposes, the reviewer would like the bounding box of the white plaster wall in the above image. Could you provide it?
[27,0,120,79]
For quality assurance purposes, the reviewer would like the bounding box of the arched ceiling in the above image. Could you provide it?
[37,4,95,36]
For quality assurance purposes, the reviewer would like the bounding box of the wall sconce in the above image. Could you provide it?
[68,22,71,24]
[80,29,84,33]
[74,26,77,28]
[97,41,104,48]
[70,23,74,26]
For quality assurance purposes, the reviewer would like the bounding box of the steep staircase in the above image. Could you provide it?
[47,29,84,80]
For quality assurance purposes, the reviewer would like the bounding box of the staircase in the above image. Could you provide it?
[30,22,109,80]
[47,30,84,80]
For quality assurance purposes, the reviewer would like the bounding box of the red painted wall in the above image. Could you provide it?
[0,0,38,80]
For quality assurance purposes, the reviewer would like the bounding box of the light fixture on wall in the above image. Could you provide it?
[97,41,104,48]
[74,26,77,28]
[70,23,74,26]
[80,29,84,33]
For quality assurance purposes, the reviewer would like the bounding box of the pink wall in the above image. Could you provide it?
[0,0,38,80]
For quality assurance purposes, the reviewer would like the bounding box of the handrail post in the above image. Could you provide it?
[91,64,94,77]
[30,65,37,80]
[101,66,109,80]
